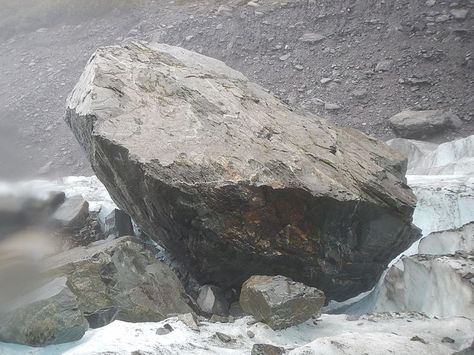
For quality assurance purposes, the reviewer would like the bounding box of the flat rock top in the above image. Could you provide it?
[67,42,414,208]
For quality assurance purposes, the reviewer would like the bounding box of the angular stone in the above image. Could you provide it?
[240,275,325,330]
[216,331,233,343]
[51,195,89,229]
[252,344,286,355]
[0,277,88,346]
[389,110,462,139]
[450,9,469,20]
[66,42,420,301]
[197,285,229,316]
[375,59,394,72]
[43,237,193,326]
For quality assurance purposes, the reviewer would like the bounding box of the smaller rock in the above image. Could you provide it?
[240,275,325,330]
[325,102,341,111]
[279,54,291,61]
[435,14,450,23]
[441,336,455,344]
[217,5,233,17]
[251,344,285,355]
[389,110,462,139]
[320,77,332,84]
[298,32,325,44]
[425,0,436,6]
[51,195,89,229]
[452,340,474,355]
[411,335,428,344]
[216,332,233,343]
[375,60,394,72]
[178,313,199,332]
[450,9,469,20]
[197,285,229,316]
[247,330,255,338]
[229,302,245,318]
[99,208,134,238]
[352,89,368,99]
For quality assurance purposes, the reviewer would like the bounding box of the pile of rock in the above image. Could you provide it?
[0,186,197,347]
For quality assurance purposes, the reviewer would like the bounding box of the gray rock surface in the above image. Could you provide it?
[51,195,89,229]
[66,42,420,301]
[389,110,462,139]
[240,275,325,330]
[0,277,88,347]
[43,236,193,326]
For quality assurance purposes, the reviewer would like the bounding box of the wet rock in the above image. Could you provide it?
[43,237,193,326]
[0,277,88,346]
[51,195,89,229]
[240,275,325,330]
[66,42,420,301]
[453,340,474,355]
[373,253,474,318]
[197,285,229,316]
[84,307,118,329]
[389,110,462,139]
[251,344,286,355]
[419,222,474,255]
[411,336,428,344]
[216,332,233,343]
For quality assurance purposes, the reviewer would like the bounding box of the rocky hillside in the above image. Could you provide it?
[0,0,472,180]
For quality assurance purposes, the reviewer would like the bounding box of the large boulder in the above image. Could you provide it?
[0,277,88,347]
[389,109,462,139]
[66,42,420,300]
[43,236,193,327]
[240,275,325,329]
